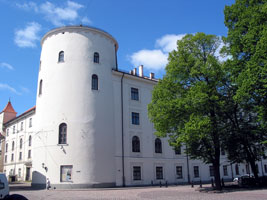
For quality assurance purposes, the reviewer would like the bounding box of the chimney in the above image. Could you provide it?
[139,65,143,77]
[133,68,137,75]
[150,72,155,79]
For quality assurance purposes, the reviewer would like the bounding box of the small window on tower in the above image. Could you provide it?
[94,52,99,63]
[92,74,98,90]
[59,123,67,144]
[58,51,64,62]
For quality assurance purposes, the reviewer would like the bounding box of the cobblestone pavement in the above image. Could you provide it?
[9,183,267,200]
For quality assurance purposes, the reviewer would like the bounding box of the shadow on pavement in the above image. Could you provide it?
[9,182,44,191]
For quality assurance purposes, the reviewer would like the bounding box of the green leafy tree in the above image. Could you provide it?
[223,0,267,178]
[148,33,227,190]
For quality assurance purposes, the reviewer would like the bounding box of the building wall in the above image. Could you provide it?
[3,112,34,181]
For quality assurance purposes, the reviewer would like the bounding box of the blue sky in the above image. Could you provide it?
[0,0,235,114]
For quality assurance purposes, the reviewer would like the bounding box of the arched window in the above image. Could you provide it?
[58,51,64,62]
[20,138,23,149]
[12,141,15,151]
[93,52,99,63]
[155,138,162,153]
[5,143,8,152]
[29,135,32,146]
[39,80,43,95]
[132,136,140,152]
[92,74,98,90]
[59,123,67,144]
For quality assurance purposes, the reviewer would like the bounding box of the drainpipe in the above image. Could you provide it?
[121,72,125,187]
[115,44,118,70]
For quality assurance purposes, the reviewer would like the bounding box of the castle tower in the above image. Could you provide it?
[32,26,118,188]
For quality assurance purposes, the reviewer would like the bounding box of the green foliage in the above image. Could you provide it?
[224,0,267,122]
[148,33,225,164]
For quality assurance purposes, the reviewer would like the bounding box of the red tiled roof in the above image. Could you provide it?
[2,101,17,114]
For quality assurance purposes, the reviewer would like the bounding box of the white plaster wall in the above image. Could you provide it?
[33,26,117,187]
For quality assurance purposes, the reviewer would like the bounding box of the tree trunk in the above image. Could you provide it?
[213,155,222,190]
[248,158,259,180]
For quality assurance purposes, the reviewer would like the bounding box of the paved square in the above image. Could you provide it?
[9,183,267,200]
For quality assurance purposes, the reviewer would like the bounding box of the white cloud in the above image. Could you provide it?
[20,86,31,94]
[156,34,186,53]
[40,1,84,26]
[81,16,92,25]
[14,22,41,48]
[0,62,14,70]
[15,2,38,12]
[130,34,186,70]
[130,50,168,70]
[0,83,21,95]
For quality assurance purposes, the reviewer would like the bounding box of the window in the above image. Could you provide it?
[223,165,228,176]
[12,141,15,151]
[19,152,22,160]
[246,164,250,174]
[59,123,67,144]
[21,122,23,131]
[133,166,141,180]
[60,165,72,182]
[58,51,64,62]
[4,155,7,163]
[155,138,162,153]
[176,166,183,179]
[28,150,31,159]
[131,88,139,101]
[6,129,9,136]
[18,168,21,178]
[194,166,199,178]
[235,164,239,175]
[5,143,8,152]
[221,148,225,156]
[209,166,214,177]
[132,112,140,125]
[91,74,98,90]
[29,135,32,146]
[156,166,163,180]
[11,153,14,162]
[20,138,23,149]
[29,118,32,127]
[39,80,43,95]
[132,136,140,153]
[175,146,181,155]
[93,52,99,63]
[264,164,267,173]
[13,126,15,134]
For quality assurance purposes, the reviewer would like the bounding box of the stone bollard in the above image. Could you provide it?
[200,179,202,188]
[211,178,214,188]
[151,180,153,186]
[191,181,194,188]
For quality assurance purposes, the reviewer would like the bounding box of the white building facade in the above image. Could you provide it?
[1,26,267,188]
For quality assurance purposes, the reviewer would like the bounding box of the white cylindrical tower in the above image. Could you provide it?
[32,26,118,188]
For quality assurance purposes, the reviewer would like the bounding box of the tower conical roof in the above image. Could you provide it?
[2,101,17,114]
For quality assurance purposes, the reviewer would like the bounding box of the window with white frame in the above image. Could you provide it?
[29,118,32,127]
[155,138,162,153]
[19,152,22,160]
[59,123,67,144]
[12,141,15,151]
[131,112,140,125]
[209,166,214,177]
[156,166,163,180]
[13,126,15,134]
[11,153,14,162]
[20,138,23,149]
[194,166,199,178]
[29,135,32,146]
[133,166,141,180]
[132,136,140,153]
[5,143,8,152]
[176,166,183,179]
[4,155,7,163]
[131,88,139,101]
[223,165,228,176]
[60,165,73,182]
[28,150,31,159]
[58,51,64,62]
[6,129,9,136]
[235,164,239,175]
[21,122,23,131]
[264,164,267,173]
